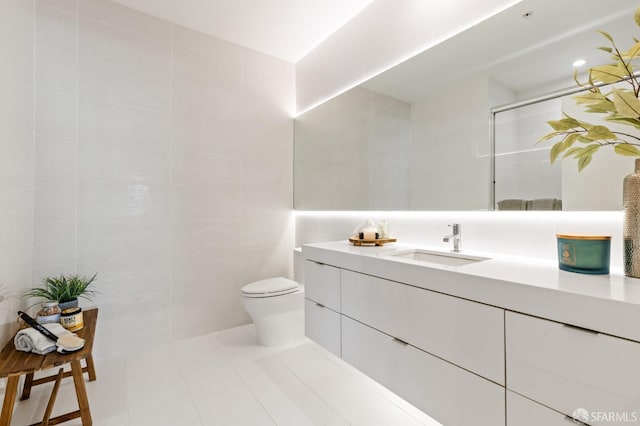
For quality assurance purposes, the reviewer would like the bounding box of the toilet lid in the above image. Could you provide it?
[241,278,299,298]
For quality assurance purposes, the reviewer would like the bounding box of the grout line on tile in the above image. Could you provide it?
[74,0,79,277]
[168,341,206,426]
[168,16,176,336]
[29,0,36,296]
[211,327,278,426]
[273,345,351,426]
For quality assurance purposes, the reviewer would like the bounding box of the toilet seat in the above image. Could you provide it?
[241,278,299,298]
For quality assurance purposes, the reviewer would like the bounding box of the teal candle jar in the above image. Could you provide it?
[556,234,611,275]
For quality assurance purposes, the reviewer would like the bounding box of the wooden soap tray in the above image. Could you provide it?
[349,236,397,246]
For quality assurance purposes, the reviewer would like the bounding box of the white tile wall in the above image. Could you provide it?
[3,0,294,359]
[32,3,80,346]
[0,0,35,341]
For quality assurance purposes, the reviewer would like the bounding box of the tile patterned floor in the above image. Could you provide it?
[4,324,442,425]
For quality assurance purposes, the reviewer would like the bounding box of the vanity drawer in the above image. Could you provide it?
[506,311,640,423]
[507,391,575,426]
[342,316,505,426]
[305,299,341,357]
[303,260,340,312]
[341,269,505,384]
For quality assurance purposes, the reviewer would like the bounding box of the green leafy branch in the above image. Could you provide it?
[538,8,640,171]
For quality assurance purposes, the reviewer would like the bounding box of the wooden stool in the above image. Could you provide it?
[0,308,99,426]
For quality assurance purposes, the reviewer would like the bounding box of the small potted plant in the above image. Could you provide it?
[24,273,98,311]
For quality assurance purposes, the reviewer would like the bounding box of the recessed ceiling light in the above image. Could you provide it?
[573,59,586,67]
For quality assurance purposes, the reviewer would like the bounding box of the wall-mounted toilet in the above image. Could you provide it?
[241,277,305,347]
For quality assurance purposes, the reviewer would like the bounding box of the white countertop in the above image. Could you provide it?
[302,241,640,342]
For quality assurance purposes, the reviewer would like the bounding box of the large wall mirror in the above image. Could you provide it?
[294,0,637,211]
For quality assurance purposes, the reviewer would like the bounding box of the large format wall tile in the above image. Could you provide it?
[0,0,35,339]
[75,2,174,354]
[78,100,171,149]
[78,17,171,112]
[35,2,78,96]
[170,25,294,342]
[33,0,79,294]
[0,0,293,358]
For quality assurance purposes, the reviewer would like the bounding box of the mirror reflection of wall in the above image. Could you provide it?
[294,86,411,210]
[408,75,490,211]
[294,75,491,211]
[294,0,637,211]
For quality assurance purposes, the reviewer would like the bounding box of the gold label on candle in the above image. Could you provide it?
[561,242,576,266]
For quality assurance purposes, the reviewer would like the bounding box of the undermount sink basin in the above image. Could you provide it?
[388,249,490,267]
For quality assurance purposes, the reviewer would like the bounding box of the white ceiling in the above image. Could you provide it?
[109,0,375,63]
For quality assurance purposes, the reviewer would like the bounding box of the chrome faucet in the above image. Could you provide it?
[443,223,461,252]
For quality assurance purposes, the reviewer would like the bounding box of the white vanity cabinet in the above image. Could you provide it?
[506,391,574,426]
[341,269,504,384]
[304,257,506,425]
[506,311,640,425]
[304,260,341,356]
[303,241,640,426]
[342,316,505,426]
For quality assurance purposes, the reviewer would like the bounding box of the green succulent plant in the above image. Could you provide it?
[539,7,640,171]
[24,273,98,303]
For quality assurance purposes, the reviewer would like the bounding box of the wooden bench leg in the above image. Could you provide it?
[70,360,92,425]
[0,375,20,426]
[85,355,96,382]
[29,368,64,426]
[21,372,34,400]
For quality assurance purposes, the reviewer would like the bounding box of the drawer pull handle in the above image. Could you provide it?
[563,324,599,336]
[392,337,409,346]
[564,414,590,425]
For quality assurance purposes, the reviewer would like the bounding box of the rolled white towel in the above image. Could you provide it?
[14,323,71,355]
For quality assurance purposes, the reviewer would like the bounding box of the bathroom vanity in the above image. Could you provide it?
[302,241,640,426]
